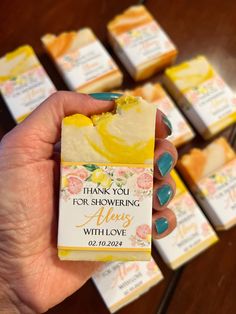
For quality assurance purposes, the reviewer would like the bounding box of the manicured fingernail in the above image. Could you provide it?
[162,115,172,135]
[155,217,169,234]
[89,92,122,101]
[157,152,174,176]
[156,184,173,206]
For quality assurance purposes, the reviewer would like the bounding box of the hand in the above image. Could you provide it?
[0,91,177,313]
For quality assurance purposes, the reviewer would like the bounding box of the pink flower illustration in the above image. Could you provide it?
[3,81,14,95]
[114,168,127,178]
[137,173,153,189]
[132,168,145,174]
[185,194,194,207]
[75,168,89,180]
[136,224,151,240]
[67,176,83,194]
[205,180,217,194]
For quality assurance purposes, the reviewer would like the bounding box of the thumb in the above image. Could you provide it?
[0,91,114,161]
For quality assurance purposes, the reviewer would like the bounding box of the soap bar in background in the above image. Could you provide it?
[58,96,156,261]
[178,137,236,230]
[153,170,218,269]
[107,5,177,81]
[41,28,123,93]
[0,45,56,123]
[117,82,195,147]
[92,257,163,313]
[164,56,236,139]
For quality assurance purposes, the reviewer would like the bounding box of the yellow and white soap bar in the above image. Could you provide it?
[153,170,218,269]
[92,257,163,313]
[107,5,177,81]
[42,28,123,93]
[119,83,194,147]
[178,137,236,230]
[164,56,236,139]
[59,95,156,261]
[0,45,56,123]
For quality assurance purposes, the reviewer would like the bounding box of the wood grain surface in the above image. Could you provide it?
[0,0,235,313]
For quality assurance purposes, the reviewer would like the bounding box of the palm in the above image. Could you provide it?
[0,144,99,313]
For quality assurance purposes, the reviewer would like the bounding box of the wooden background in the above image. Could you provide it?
[0,0,236,313]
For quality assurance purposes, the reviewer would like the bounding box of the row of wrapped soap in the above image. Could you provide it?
[0,45,235,143]
[0,5,235,137]
[92,136,236,312]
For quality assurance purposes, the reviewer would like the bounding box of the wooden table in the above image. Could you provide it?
[0,0,236,313]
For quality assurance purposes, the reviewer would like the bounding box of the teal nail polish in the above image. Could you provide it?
[157,152,173,177]
[89,92,122,101]
[155,217,169,234]
[162,115,172,135]
[156,184,173,206]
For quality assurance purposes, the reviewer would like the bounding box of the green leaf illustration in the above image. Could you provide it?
[83,164,99,172]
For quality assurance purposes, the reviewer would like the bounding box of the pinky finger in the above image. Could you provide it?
[152,208,177,239]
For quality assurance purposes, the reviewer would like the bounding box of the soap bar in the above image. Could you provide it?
[107,5,177,81]
[0,45,56,123]
[178,137,236,230]
[164,56,236,139]
[58,95,156,261]
[119,82,194,147]
[92,257,163,313]
[42,28,123,93]
[153,170,218,269]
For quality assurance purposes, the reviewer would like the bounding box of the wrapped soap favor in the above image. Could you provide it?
[153,170,218,269]
[92,257,163,313]
[42,28,123,93]
[58,95,156,261]
[107,5,177,81]
[178,137,236,230]
[0,45,56,123]
[164,56,236,139]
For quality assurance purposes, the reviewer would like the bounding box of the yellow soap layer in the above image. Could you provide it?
[58,248,151,262]
[171,170,186,196]
[165,55,215,93]
[61,95,156,164]
[0,45,39,82]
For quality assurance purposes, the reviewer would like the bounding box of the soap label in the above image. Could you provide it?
[59,162,153,253]
[93,258,162,312]
[195,158,236,228]
[57,40,118,90]
[182,75,236,129]
[153,96,194,145]
[117,21,176,67]
[0,66,56,122]
[154,191,217,268]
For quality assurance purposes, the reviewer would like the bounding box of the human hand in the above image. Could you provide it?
[0,91,177,313]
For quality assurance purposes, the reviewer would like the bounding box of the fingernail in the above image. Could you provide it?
[89,92,122,101]
[155,217,169,234]
[162,115,172,135]
[157,152,174,176]
[156,184,173,206]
